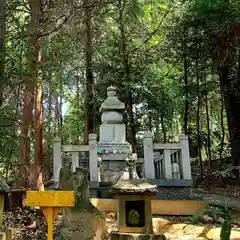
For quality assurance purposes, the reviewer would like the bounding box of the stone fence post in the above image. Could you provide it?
[72,152,79,172]
[53,136,62,186]
[143,132,155,179]
[89,134,99,183]
[180,135,192,179]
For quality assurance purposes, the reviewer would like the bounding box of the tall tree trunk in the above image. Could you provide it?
[205,76,212,169]
[19,0,42,187]
[59,79,63,143]
[47,79,52,136]
[160,112,167,143]
[0,0,6,106]
[196,59,203,178]
[33,38,44,190]
[219,62,240,176]
[183,34,189,135]
[25,0,44,189]
[154,115,160,142]
[76,75,80,143]
[54,92,59,135]
[47,78,53,179]
[118,0,137,153]
[83,0,94,144]
[127,92,137,152]
[148,110,152,131]
[220,88,225,165]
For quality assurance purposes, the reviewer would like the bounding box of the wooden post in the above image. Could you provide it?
[0,193,4,227]
[25,191,74,240]
[89,134,98,183]
[143,132,155,179]
[180,135,192,179]
[53,137,62,186]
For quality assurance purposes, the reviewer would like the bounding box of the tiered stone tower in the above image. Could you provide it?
[98,86,131,186]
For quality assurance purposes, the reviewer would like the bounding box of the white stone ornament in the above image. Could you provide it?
[172,162,180,180]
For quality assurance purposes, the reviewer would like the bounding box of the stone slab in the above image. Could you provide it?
[147,179,193,187]
[154,186,192,200]
[97,186,193,200]
[110,232,166,240]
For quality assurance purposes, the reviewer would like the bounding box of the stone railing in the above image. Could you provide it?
[53,131,191,186]
[143,132,191,180]
[53,134,99,186]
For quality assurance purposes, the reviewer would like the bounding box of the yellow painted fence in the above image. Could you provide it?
[90,199,207,215]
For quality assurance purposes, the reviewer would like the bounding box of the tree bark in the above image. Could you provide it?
[126,92,137,152]
[54,92,59,135]
[220,88,225,164]
[83,0,94,144]
[148,110,152,131]
[59,79,63,143]
[47,79,52,136]
[183,34,189,135]
[196,60,203,178]
[76,75,80,143]
[24,0,44,189]
[205,75,212,169]
[160,112,167,143]
[219,63,240,172]
[33,38,44,190]
[0,0,6,106]
[19,0,42,187]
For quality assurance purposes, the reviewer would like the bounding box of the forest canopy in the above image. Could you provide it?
[1,0,240,187]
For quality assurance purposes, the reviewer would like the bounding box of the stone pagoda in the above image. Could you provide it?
[98,86,131,186]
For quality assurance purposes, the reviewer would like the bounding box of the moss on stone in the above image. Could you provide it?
[58,166,108,240]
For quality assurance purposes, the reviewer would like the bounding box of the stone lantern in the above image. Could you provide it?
[109,154,165,240]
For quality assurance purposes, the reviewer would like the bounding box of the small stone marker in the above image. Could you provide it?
[25,190,75,240]
[109,154,166,239]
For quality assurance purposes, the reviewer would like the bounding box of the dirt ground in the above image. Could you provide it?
[105,213,240,240]
[3,209,240,240]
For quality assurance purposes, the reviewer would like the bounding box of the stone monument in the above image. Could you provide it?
[98,86,131,186]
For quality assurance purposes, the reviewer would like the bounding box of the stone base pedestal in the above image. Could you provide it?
[89,181,99,198]
[100,160,126,185]
[110,232,166,240]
